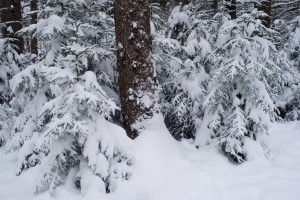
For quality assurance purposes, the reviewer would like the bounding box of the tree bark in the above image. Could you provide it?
[255,0,272,27]
[225,0,237,20]
[212,0,219,15]
[0,0,24,54]
[181,0,191,6]
[114,0,158,139]
[30,0,38,55]
[150,0,168,8]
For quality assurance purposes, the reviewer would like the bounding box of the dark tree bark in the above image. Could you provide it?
[181,0,191,5]
[255,0,272,27]
[212,0,219,15]
[225,0,237,20]
[0,0,24,54]
[150,0,168,8]
[30,0,38,55]
[115,0,158,139]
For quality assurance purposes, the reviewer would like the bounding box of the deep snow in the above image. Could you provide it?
[0,121,300,200]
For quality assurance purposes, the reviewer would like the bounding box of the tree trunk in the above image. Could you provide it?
[225,0,237,20]
[150,0,168,8]
[30,0,38,55]
[0,0,24,54]
[255,0,272,27]
[115,0,158,139]
[181,0,191,6]
[212,0,219,15]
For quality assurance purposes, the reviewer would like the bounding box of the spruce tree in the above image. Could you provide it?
[152,0,299,163]
[277,16,300,120]
[154,2,211,140]
[7,0,133,195]
[0,0,24,146]
[0,38,21,146]
[196,10,298,163]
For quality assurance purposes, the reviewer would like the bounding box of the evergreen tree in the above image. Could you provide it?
[0,0,24,146]
[154,2,211,140]
[7,0,133,195]
[277,16,300,121]
[196,10,299,163]
[286,16,300,70]
[0,38,21,146]
[153,0,300,163]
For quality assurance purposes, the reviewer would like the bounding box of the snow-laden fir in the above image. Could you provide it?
[0,38,21,146]
[154,2,299,163]
[1,0,133,195]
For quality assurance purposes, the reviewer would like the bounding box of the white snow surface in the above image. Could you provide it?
[1,120,300,200]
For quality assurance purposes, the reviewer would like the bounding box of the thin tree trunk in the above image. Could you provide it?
[150,0,168,8]
[212,0,219,15]
[115,0,158,139]
[255,0,272,27]
[181,0,191,6]
[30,0,38,55]
[225,0,237,20]
[0,0,24,54]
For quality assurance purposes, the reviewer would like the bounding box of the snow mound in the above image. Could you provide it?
[1,121,300,200]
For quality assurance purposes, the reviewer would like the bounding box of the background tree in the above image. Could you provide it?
[254,0,272,27]
[0,0,23,146]
[225,0,237,19]
[154,1,211,140]
[153,0,299,163]
[0,38,20,146]
[272,0,300,21]
[0,0,24,54]
[30,0,38,55]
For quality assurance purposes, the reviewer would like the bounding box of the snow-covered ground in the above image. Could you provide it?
[1,121,300,200]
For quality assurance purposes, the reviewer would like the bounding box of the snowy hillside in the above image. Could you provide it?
[1,121,299,200]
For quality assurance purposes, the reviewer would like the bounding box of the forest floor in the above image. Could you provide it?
[1,121,300,200]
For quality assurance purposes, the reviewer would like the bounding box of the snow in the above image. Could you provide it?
[7,26,14,34]
[1,121,300,200]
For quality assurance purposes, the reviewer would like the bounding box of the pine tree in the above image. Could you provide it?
[154,2,211,140]
[286,16,300,70]
[7,0,133,195]
[277,16,300,120]
[0,0,24,146]
[0,38,21,146]
[152,0,300,163]
[196,10,299,163]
